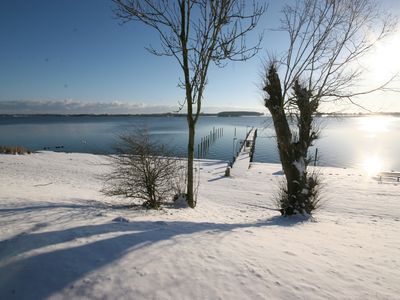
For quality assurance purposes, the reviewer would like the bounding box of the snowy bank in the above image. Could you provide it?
[0,152,399,299]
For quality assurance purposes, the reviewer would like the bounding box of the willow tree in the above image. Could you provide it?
[262,0,396,215]
[113,0,265,208]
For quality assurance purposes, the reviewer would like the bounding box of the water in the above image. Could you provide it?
[1,115,400,171]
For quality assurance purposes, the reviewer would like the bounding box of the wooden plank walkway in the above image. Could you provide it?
[230,128,257,176]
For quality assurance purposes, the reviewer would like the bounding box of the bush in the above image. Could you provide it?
[171,159,188,200]
[275,171,322,216]
[0,146,31,155]
[170,159,200,207]
[102,130,183,209]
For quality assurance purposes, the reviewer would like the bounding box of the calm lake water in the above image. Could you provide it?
[1,115,399,172]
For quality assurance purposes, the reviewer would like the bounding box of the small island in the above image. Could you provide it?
[217,111,263,117]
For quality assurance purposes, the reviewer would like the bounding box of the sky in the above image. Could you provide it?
[0,0,399,114]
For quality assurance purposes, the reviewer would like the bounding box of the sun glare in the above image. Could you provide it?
[366,33,400,80]
[362,156,383,176]
[358,116,391,135]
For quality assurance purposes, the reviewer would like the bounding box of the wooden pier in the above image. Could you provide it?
[230,128,258,175]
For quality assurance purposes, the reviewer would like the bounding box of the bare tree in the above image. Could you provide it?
[113,0,266,208]
[102,130,179,209]
[262,0,397,215]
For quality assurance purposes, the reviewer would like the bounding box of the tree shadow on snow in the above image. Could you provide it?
[272,170,284,176]
[0,216,308,299]
[0,203,104,214]
[207,175,227,182]
[197,160,228,167]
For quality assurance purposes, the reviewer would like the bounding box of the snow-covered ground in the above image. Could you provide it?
[0,151,399,299]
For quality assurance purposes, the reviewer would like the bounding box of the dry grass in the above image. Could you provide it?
[0,146,31,155]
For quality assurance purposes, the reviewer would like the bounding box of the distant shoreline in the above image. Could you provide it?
[1,111,400,117]
[0,111,264,118]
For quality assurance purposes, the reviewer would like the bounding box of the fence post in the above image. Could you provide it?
[314,148,318,166]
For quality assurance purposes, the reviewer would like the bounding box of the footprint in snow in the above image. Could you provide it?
[283,251,297,256]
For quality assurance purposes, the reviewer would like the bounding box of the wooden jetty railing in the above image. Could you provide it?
[230,127,257,166]
[230,128,258,171]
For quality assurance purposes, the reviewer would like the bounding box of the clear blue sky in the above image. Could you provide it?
[1,0,399,114]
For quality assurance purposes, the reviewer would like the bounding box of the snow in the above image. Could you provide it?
[293,157,305,175]
[0,151,399,299]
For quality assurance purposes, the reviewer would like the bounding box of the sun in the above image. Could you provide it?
[365,32,400,81]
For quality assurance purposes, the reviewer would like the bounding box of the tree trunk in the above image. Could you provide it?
[279,143,307,215]
[269,104,306,215]
[186,118,196,208]
[264,66,317,215]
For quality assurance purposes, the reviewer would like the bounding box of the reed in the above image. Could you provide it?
[0,146,31,155]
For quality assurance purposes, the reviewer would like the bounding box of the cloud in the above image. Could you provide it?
[0,100,179,114]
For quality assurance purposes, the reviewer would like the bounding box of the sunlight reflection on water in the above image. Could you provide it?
[362,156,384,176]
[354,116,397,173]
[358,116,392,137]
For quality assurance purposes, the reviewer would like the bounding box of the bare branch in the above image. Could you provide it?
[269,0,398,110]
